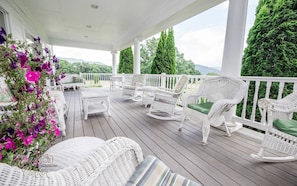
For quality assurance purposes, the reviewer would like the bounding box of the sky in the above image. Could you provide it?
[53,0,259,68]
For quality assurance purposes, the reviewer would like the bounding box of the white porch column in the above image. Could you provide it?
[111,51,118,75]
[133,39,141,74]
[221,0,248,77]
[220,0,248,133]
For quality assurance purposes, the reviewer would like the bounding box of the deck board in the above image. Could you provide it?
[58,88,297,186]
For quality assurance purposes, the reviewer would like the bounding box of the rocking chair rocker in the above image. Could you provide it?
[251,92,297,162]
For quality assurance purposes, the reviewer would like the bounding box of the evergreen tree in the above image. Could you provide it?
[242,0,297,78]
[141,36,199,75]
[118,47,134,73]
[150,30,168,74]
[166,28,176,74]
[240,0,297,120]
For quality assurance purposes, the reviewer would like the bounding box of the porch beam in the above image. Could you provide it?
[221,0,248,77]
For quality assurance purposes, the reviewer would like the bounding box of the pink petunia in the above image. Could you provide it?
[25,69,40,83]
[16,130,24,139]
[23,156,29,163]
[4,138,16,150]
[55,127,61,137]
[23,135,33,147]
[50,119,56,125]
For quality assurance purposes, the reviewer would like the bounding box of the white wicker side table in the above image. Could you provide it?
[81,89,111,120]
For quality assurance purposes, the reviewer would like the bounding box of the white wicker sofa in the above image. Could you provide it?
[59,74,85,90]
[0,137,201,186]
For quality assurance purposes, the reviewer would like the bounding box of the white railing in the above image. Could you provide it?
[79,73,297,131]
[236,76,297,131]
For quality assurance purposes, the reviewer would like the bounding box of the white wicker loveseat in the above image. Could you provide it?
[0,137,201,186]
[59,74,85,90]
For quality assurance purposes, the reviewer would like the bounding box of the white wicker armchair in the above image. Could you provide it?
[180,76,248,145]
[0,137,143,186]
[251,92,297,162]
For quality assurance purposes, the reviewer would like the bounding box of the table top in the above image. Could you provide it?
[81,90,109,99]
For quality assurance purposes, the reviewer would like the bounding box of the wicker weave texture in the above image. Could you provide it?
[0,137,144,186]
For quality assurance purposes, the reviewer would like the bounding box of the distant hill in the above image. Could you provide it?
[195,64,220,75]
[58,57,106,66]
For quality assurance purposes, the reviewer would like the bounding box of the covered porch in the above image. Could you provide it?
[58,88,297,186]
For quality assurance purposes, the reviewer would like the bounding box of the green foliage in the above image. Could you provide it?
[59,60,111,74]
[140,37,159,74]
[118,47,134,73]
[0,31,63,170]
[206,72,219,76]
[141,36,200,75]
[151,30,168,74]
[176,49,201,75]
[240,0,297,119]
[166,28,176,74]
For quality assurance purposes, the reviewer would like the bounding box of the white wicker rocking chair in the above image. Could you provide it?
[122,74,146,101]
[251,92,297,162]
[147,75,188,121]
[180,76,248,145]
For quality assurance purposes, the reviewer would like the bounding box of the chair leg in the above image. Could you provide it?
[178,114,186,131]
[223,122,231,137]
[202,122,210,145]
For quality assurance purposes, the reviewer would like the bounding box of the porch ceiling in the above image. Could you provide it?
[11,0,225,51]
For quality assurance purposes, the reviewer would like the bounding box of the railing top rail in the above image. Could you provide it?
[240,76,297,83]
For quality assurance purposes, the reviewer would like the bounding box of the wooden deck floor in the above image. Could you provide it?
[56,88,297,186]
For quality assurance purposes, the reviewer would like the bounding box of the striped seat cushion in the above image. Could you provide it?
[126,155,201,186]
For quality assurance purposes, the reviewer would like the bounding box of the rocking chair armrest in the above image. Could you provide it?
[155,89,176,96]
[258,98,297,113]
[207,98,239,119]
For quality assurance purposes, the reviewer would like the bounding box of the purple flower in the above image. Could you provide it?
[55,77,61,82]
[36,87,42,96]
[0,27,7,44]
[26,84,34,93]
[44,47,49,53]
[33,57,41,62]
[10,61,17,69]
[61,73,66,79]
[17,52,28,67]
[33,36,40,43]
[52,55,58,63]
[7,127,14,135]
[30,114,35,123]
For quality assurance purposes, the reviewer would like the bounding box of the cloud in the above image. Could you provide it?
[176,26,226,68]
